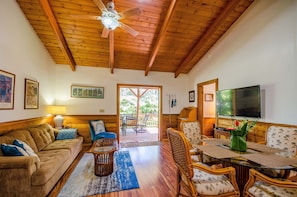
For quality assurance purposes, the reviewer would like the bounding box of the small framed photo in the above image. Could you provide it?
[0,69,15,110]
[24,78,39,109]
[204,93,213,102]
[189,90,195,102]
[71,85,104,99]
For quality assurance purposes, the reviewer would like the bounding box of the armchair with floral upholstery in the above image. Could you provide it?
[261,126,297,179]
[180,120,219,164]
[244,168,297,197]
[167,128,240,197]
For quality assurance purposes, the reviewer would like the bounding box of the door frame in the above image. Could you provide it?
[117,84,162,140]
[197,78,218,135]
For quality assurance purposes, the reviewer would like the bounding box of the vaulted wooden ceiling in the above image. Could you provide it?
[16,0,254,77]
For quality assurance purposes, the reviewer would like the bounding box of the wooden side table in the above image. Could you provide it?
[89,138,118,176]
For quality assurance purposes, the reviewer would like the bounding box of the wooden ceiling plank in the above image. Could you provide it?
[174,0,241,78]
[144,0,177,76]
[39,0,76,71]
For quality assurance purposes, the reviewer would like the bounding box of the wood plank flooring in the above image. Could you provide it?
[48,141,178,197]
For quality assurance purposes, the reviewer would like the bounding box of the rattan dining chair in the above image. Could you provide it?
[167,128,240,197]
[180,120,218,164]
[243,168,297,197]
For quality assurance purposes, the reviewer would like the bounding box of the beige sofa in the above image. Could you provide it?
[0,123,83,197]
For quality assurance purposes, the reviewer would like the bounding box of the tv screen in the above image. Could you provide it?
[235,85,261,118]
[216,85,261,118]
[216,89,234,116]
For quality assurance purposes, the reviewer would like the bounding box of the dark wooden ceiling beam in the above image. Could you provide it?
[174,0,241,78]
[144,0,177,76]
[39,0,76,71]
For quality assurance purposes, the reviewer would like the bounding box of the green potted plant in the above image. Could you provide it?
[229,120,256,152]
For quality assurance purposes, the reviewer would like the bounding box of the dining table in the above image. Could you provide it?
[197,138,297,193]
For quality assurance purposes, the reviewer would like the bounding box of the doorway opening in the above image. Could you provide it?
[197,79,218,137]
[117,84,161,145]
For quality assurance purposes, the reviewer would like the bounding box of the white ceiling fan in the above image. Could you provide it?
[73,0,142,38]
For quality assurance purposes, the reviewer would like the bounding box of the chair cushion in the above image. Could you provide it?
[248,180,297,197]
[182,121,202,145]
[192,167,236,195]
[266,126,297,154]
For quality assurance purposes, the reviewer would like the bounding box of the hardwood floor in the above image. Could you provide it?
[48,141,178,197]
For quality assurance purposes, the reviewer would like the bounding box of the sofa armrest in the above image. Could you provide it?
[0,156,39,195]
[0,156,39,169]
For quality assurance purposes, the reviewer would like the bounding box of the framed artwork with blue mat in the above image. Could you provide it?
[58,151,139,196]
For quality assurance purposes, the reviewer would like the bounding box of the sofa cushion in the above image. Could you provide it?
[1,144,29,156]
[0,129,39,153]
[0,136,14,156]
[42,137,83,156]
[32,149,71,186]
[28,124,55,151]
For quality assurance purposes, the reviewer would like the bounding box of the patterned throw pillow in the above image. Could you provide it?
[91,120,106,134]
[13,139,40,162]
[1,143,29,156]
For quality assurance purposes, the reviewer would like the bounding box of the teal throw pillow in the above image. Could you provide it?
[56,129,77,140]
[1,143,29,156]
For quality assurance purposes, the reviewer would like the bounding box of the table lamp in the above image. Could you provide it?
[48,105,66,129]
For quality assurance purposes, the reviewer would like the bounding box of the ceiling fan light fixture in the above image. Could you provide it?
[101,11,119,30]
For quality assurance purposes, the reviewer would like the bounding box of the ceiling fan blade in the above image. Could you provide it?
[93,0,108,12]
[119,22,139,36]
[69,15,101,20]
[101,27,110,38]
[119,7,142,19]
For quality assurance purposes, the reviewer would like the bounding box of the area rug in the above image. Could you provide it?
[120,141,161,148]
[58,151,139,197]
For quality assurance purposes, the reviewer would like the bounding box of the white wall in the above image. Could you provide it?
[188,0,297,125]
[0,1,55,123]
[54,65,188,115]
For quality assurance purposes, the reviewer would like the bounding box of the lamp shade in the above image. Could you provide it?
[48,105,66,115]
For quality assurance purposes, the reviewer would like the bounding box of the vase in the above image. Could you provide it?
[230,135,247,152]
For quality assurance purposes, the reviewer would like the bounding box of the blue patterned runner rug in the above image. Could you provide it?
[58,151,139,197]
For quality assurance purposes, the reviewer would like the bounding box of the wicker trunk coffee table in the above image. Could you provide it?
[89,138,118,176]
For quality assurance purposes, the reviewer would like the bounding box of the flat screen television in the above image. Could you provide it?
[216,85,261,118]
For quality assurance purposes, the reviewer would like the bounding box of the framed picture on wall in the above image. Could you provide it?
[0,69,15,110]
[24,78,39,109]
[71,85,104,99]
[189,90,195,102]
[204,93,213,102]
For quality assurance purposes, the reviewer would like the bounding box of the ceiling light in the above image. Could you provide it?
[101,11,119,30]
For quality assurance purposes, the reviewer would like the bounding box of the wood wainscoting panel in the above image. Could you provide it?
[0,113,181,146]
[0,116,53,135]
[217,117,297,143]
[62,115,117,145]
